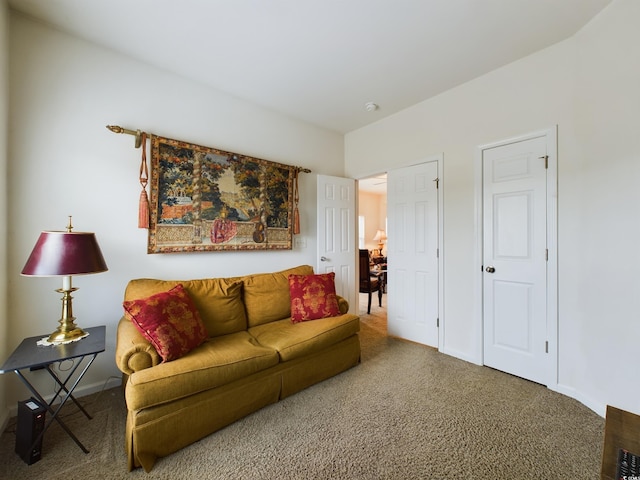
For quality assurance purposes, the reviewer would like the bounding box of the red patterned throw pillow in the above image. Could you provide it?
[123,284,208,362]
[289,273,341,323]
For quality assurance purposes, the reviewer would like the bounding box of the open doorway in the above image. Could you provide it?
[357,174,388,321]
[356,157,443,349]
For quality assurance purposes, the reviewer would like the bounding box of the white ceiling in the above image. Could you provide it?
[9,0,612,134]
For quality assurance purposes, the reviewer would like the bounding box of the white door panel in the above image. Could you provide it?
[387,162,439,347]
[317,175,356,312]
[482,135,549,384]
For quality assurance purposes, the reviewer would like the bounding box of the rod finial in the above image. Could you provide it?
[106,125,123,134]
[106,125,143,148]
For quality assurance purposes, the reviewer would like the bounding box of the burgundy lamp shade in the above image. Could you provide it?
[21,231,108,277]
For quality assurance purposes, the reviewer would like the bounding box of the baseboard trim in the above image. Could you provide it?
[551,382,606,418]
[441,346,482,365]
[441,349,607,418]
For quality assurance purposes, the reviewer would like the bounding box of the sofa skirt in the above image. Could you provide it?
[126,334,360,472]
[128,371,282,472]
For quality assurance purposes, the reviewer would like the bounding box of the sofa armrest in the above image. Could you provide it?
[115,316,162,375]
[336,295,350,314]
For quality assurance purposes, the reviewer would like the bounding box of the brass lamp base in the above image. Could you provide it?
[47,287,86,344]
[47,326,87,344]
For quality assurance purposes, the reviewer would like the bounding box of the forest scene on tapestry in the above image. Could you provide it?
[148,136,294,253]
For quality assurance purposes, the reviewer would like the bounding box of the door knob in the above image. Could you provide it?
[485,266,495,273]
[320,256,328,262]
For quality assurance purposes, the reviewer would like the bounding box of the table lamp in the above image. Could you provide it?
[373,229,387,256]
[21,217,108,344]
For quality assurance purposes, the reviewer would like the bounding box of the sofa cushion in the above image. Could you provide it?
[124,278,247,337]
[241,265,314,327]
[289,272,341,323]
[123,284,208,362]
[125,331,280,411]
[248,313,360,362]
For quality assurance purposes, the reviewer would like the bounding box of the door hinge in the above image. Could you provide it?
[437,317,440,328]
[546,249,549,261]
[539,155,549,169]
[436,248,439,258]
[545,341,549,353]
[433,177,439,189]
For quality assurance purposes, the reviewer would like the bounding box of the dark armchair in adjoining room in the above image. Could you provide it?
[359,249,383,314]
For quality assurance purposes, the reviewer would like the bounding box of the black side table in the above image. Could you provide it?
[0,325,106,454]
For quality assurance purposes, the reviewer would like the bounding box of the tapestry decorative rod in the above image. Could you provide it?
[106,125,311,173]
[106,125,144,148]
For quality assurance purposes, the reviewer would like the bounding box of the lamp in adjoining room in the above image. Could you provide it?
[372,229,387,256]
[21,217,108,344]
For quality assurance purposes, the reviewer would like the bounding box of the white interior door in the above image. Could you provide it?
[482,134,552,385]
[387,162,439,347]
[317,175,357,313]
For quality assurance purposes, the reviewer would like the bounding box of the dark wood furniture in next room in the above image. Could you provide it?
[359,249,382,314]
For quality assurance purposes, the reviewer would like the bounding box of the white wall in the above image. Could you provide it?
[4,12,344,409]
[358,191,387,254]
[560,0,640,414]
[345,0,640,416]
[0,0,9,428]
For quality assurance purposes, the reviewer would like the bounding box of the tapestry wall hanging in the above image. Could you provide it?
[148,135,296,253]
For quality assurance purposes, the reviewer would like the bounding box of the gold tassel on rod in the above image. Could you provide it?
[138,132,150,229]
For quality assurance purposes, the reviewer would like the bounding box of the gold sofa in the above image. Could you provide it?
[115,265,361,472]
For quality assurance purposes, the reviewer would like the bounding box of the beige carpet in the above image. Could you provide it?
[0,296,605,479]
